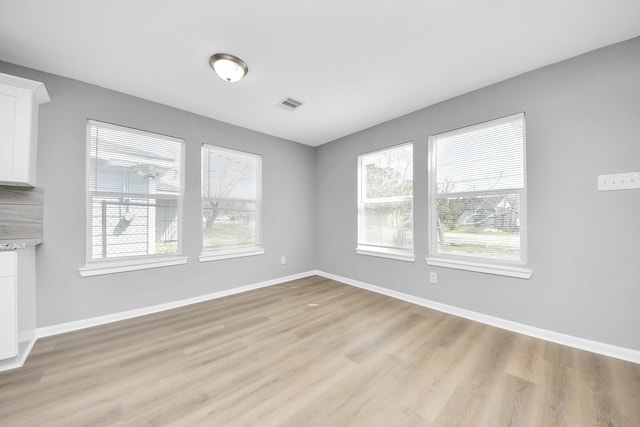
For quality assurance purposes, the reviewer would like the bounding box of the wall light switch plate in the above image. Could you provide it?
[597,172,640,191]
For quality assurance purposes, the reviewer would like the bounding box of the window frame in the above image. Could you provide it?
[79,120,187,277]
[426,113,532,279]
[356,141,415,262]
[199,144,264,262]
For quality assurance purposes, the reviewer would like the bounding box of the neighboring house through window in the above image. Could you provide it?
[200,144,263,261]
[427,113,531,278]
[80,120,186,276]
[357,142,414,261]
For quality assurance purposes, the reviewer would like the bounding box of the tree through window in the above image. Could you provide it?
[357,142,414,260]
[201,145,262,254]
[428,113,527,265]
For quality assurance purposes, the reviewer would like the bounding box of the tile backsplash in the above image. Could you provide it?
[0,186,43,241]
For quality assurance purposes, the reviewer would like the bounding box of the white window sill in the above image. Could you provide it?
[356,247,415,262]
[199,247,265,262]
[79,255,189,277]
[425,257,532,279]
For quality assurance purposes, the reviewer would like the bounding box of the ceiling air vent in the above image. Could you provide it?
[277,97,303,111]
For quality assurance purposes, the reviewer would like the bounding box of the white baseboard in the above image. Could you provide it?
[314,270,640,365]
[0,336,37,372]
[36,270,317,339]
[35,269,640,365]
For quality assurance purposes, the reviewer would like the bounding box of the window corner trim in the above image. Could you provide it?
[79,255,189,277]
[425,257,532,279]
[356,247,415,262]
[199,247,265,262]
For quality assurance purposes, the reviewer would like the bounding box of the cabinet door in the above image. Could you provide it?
[0,275,18,359]
[0,83,34,185]
[0,88,18,182]
[0,251,17,276]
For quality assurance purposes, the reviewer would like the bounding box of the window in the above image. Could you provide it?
[357,142,414,261]
[200,144,263,261]
[80,120,185,276]
[427,113,530,278]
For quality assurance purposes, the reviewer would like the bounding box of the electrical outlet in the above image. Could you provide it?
[597,172,640,191]
[429,272,437,284]
[280,256,286,265]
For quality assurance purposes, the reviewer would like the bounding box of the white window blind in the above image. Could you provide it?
[357,142,413,259]
[429,113,527,264]
[201,144,262,253]
[86,120,184,262]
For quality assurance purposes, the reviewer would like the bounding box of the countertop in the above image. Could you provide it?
[0,239,43,250]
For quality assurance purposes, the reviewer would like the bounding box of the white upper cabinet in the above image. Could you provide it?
[0,73,50,187]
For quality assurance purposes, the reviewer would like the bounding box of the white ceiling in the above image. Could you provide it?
[1,1,639,146]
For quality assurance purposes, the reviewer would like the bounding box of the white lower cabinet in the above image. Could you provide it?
[0,276,18,359]
[0,247,36,371]
[0,252,18,360]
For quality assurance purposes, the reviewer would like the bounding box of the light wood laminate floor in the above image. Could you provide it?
[1,276,639,426]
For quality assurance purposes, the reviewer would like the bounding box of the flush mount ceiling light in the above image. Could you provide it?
[209,53,248,83]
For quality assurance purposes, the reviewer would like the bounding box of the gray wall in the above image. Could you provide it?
[0,61,316,328]
[2,37,639,351]
[315,37,640,351]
